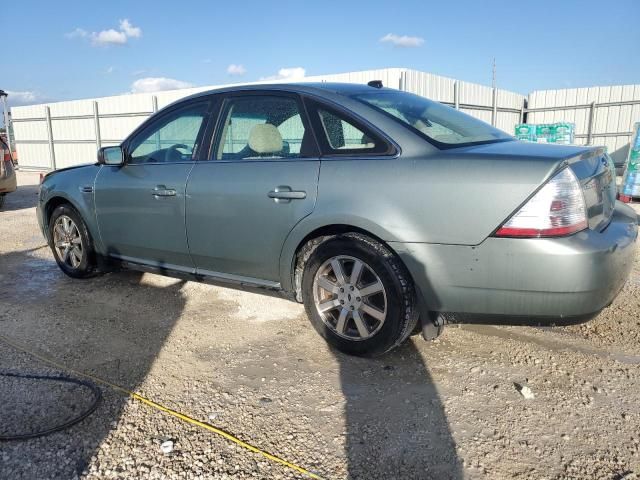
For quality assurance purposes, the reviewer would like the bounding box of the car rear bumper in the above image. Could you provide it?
[391,201,638,321]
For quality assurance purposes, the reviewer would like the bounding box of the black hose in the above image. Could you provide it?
[0,371,102,441]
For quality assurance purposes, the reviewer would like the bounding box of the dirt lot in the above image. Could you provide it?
[1,171,640,480]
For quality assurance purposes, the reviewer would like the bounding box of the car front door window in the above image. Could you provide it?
[129,103,208,164]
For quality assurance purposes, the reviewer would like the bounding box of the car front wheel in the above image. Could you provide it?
[301,233,418,357]
[48,204,97,278]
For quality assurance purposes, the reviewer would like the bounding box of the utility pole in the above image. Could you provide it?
[491,58,497,127]
[0,90,13,153]
[492,57,496,89]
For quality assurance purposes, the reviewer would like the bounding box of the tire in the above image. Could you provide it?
[301,233,418,357]
[48,204,98,278]
[0,194,4,209]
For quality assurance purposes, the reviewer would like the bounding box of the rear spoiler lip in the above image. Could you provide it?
[566,145,606,163]
[564,146,609,180]
[446,142,604,165]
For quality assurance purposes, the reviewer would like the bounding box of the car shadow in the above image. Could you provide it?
[0,183,40,212]
[1,246,463,478]
[335,339,463,479]
[0,246,188,479]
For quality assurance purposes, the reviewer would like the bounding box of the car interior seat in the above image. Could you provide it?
[247,124,284,158]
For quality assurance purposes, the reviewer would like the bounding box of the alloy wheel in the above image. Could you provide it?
[313,255,387,341]
[53,215,84,269]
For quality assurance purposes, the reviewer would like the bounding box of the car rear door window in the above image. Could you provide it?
[214,96,315,160]
[307,102,393,156]
[128,103,208,164]
[319,109,376,150]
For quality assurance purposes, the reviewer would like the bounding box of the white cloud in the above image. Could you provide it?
[67,19,142,47]
[4,90,51,107]
[130,77,193,93]
[227,64,247,76]
[105,66,115,74]
[119,19,141,38]
[92,29,127,46]
[380,33,424,48]
[260,67,306,81]
[65,28,88,39]
[202,58,212,64]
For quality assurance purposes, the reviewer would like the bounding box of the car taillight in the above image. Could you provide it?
[495,167,587,238]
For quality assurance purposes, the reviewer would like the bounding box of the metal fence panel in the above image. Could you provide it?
[12,118,48,141]
[51,118,94,141]
[527,84,640,164]
[496,112,522,133]
[54,143,97,169]
[14,143,50,169]
[49,98,94,117]
[97,93,154,115]
[99,116,148,142]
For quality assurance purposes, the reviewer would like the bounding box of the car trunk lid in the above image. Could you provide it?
[567,146,616,232]
[446,140,616,240]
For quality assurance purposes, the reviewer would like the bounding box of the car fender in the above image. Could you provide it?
[39,165,103,251]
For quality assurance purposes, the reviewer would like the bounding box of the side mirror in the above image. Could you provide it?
[97,146,124,166]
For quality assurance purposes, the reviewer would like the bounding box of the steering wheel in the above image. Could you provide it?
[164,144,191,163]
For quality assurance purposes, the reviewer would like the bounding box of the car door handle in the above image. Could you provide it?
[268,186,307,203]
[152,185,176,197]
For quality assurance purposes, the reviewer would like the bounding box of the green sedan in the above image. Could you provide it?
[37,83,638,356]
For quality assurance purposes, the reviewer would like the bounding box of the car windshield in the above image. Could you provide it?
[353,90,512,148]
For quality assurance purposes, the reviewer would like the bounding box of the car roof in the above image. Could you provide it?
[179,82,394,104]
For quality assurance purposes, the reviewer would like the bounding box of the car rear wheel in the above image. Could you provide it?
[0,194,4,209]
[301,233,418,356]
[48,204,98,278]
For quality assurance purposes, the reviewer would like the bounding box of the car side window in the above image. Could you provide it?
[128,103,208,164]
[214,96,312,160]
[309,102,392,156]
[319,109,376,150]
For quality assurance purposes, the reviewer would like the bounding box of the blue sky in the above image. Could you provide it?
[2,0,639,109]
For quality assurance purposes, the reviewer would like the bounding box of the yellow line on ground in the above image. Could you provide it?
[0,334,324,480]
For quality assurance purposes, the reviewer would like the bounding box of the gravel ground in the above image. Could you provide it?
[1,171,639,480]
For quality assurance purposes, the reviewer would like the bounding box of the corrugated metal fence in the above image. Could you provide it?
[10,68,527,170]
[10,67,640,170]
[527,85,640,164]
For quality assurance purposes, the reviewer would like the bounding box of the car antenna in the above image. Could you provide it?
[367,80,383,89]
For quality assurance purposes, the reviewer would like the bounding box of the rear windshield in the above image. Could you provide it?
[353,90,512,148]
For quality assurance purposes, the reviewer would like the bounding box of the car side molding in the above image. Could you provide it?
[113,258,295,301]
